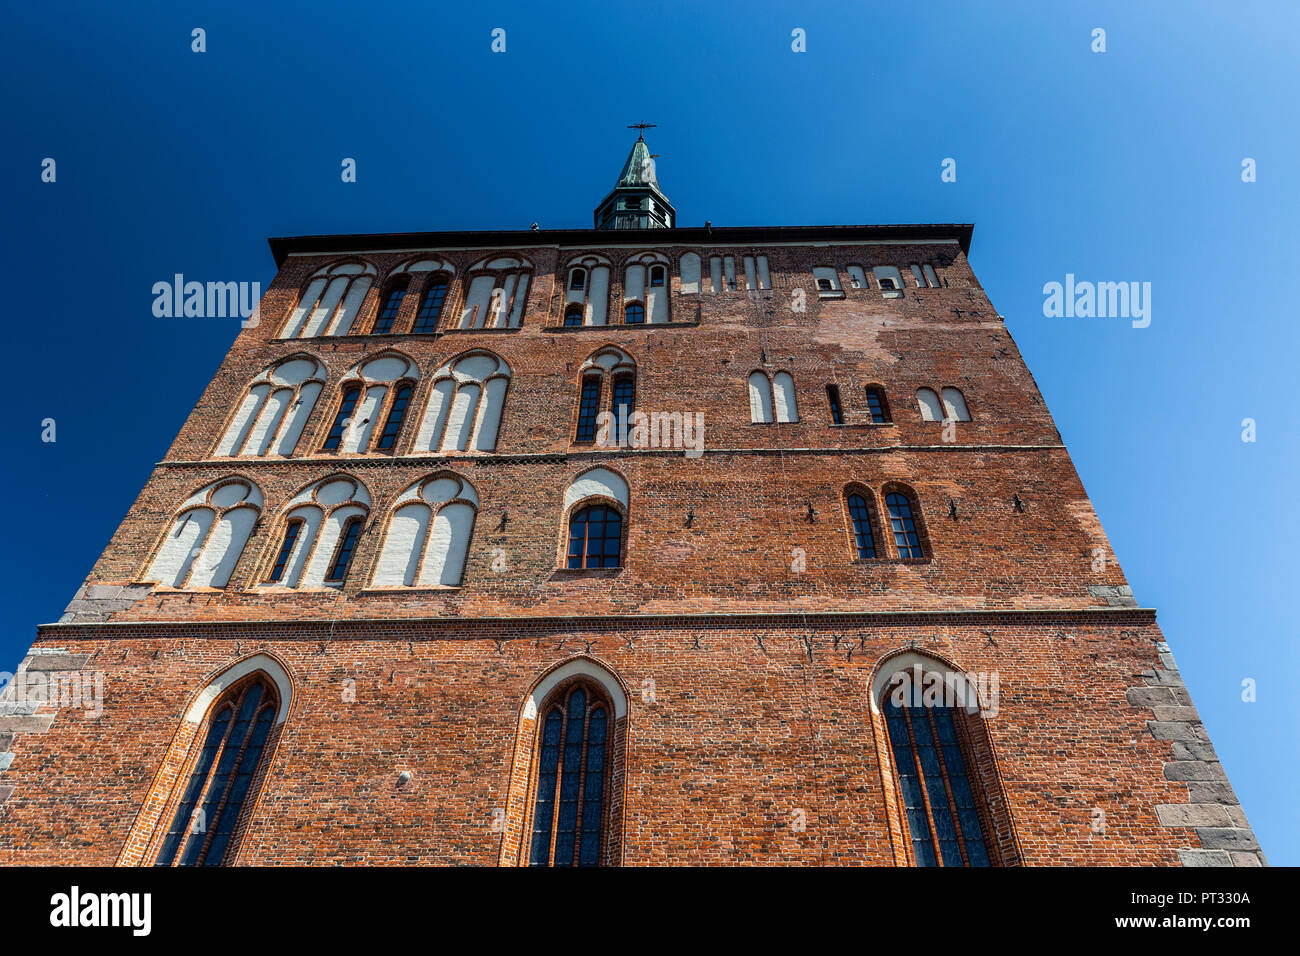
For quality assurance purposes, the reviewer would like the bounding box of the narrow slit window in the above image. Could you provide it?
[575,378,602,442]
[375,383,413,450]
[325,517,363,583]
[323,386,361,451]
[827,385,844,424]
[267,519,302,583]
[371,278,408,334]
[848,493,877,559]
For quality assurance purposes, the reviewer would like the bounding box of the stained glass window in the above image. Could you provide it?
[528,684,609,866]
[155,677,277,867]
[884,695,991,867]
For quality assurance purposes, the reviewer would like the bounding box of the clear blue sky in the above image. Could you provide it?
[2,1,1295,864]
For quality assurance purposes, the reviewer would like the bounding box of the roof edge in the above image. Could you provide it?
[267,223,975,267]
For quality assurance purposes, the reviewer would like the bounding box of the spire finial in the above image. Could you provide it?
[627,121,656,141]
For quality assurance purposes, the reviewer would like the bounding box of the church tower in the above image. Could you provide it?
[0,138,1264,868]
[593,127,675,230]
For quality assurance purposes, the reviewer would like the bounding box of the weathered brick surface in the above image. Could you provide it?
[0,228,1263,865]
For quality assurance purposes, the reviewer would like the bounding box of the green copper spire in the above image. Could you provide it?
[594,129,675,230]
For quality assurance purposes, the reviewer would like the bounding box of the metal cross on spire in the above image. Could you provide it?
[627,122,656,140]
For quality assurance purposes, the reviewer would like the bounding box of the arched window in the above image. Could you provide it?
[572,348,636,444]
[623,252,670,322]
[570,268,586,291]
[941,387,971,422]
[320,353,420,454]
[416,351,511,453]
[864,385,891,424]
[460,256,532,329]
[280,261,376,338]
[372,474,477,587]
[624,301,645,324]
[154,673,279,867]
[215,356,325,457]
[813,267,841,295]
[885,489,925,559]
[145,479,262,589]
[846,491,879,559]
[916,387,944,422]
[873,265,905,296]
[412,277,449,333]
[564,304,584,326]
[370,276,409,334]
[562,468,628,569]
[263,476,370,589]
[529,682,611,866]
[748,371,798,423]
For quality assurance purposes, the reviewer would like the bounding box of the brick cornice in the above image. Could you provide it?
[37,606,1158,639]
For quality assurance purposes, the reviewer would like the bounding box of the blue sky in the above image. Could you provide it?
[2,1,1295,863]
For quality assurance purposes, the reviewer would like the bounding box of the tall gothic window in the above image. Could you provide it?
[155,675,278,867]
[321,354,421,454]
[883,696,992,867]
[575,377,602,442]
[415,351,512,454]
[528,683,610,866]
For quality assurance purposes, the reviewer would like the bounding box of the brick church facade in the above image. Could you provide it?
[0,137,1264,866]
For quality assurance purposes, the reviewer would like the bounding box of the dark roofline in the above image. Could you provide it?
[267,223,974,268]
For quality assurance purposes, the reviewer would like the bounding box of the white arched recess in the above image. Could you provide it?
[679,253,701,294]
[564,467,629,513]
[460,257,532,329]
[565,254,611,326]
[868,650,988,716]
[414,351,511,453]
[184,654,294,726]
[333,353,420,453]
[372,474,478,588]
[282,261,376,338]
[623,251,670,323]
[266,476,370,589]
[145,478,262,589]
[522,657,628,721]
[916,388,944,422]
[216,356,325,457]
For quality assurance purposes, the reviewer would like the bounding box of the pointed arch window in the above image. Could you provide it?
[883,696,992,867]
[528,683,611,866]
[416,351,512,453]
[372,475,478,588]
[749,370,798,423]
[624,253,670,322]
[155,675,278,867]
[281,261,376,338]
[460,256,532,329]
[262,477,370,589]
